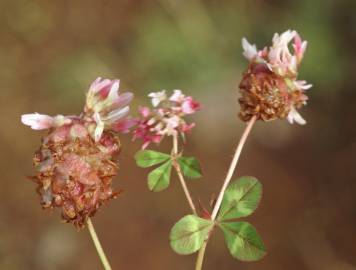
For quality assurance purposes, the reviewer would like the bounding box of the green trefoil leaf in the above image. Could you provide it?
[135,150,170,168]
[147,160,173,192]
[170,215,214,255]
[218,176,262,221]
[177,156,202,179]
[219,221,266,261]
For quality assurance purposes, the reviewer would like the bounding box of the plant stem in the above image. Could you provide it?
[195,240,208,270]
[211,115,257,220]
[87,218,113,270]
[194,115,257,270]
[172,134,197,215]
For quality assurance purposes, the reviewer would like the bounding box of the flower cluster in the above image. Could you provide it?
[132,90,201,149]
[21,78,133,228]
[239,30,312,124]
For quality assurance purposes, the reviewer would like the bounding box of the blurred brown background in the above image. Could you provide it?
[1,0,356,269]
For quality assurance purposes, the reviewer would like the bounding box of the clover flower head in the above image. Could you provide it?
[132,90,201,149]
[21,77,134,228]
[239,30,312,125]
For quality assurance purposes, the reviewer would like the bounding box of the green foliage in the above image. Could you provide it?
[177,156,202,179]
[218,176,262,221]
[213,177,265,261]
[147,161,172,192]
[170,215,214,255]
[219,222,266,261]
[135,150,170,168]
[135,150,172,192]
[135,150,203,192]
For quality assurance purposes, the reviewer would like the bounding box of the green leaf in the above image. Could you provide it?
[177,156,202,179]
[147,160,172,192]
[220,222,266,261]
[135,150,170,168]
[170,215,214,255]
[218,176,262,221]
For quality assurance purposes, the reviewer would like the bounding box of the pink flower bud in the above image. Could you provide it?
[139,106,151,118]
[181,97,201,114]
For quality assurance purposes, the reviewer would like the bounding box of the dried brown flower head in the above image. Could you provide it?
[239,30,312,125]
[22,78,134,228]
[33,120,121,228]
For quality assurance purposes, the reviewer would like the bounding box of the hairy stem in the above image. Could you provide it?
[87,218,113,270]
[172,134,197,215]
[195,116,257,270]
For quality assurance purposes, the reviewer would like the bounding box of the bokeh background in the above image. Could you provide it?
[1,0,356,269]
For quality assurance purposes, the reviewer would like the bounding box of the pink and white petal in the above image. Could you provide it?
[90,78,111,94]
[98,83,113,98]
[111,92,134,108]
[170,90,185,102]
[112,118,138,133]
[293,33,302,52]
[242,38,258,61]
[293,33,308,62]
[93,113,105,141]
[301,41,308,55]
[89,77,102,92]
[138,106,151,118]
[104,106,129,124]
[106,80,120,101]
[93,112,101,125]
[181,97,201,114]
[295,80,313,90]
[287,107,306,125]
[94,122,105,142]
[148,90,167,107]
[278,30,296,46]
[21,113,54,130]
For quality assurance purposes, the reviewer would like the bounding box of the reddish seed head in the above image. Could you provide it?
[22,78,133,228]
[33,119,121,228]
